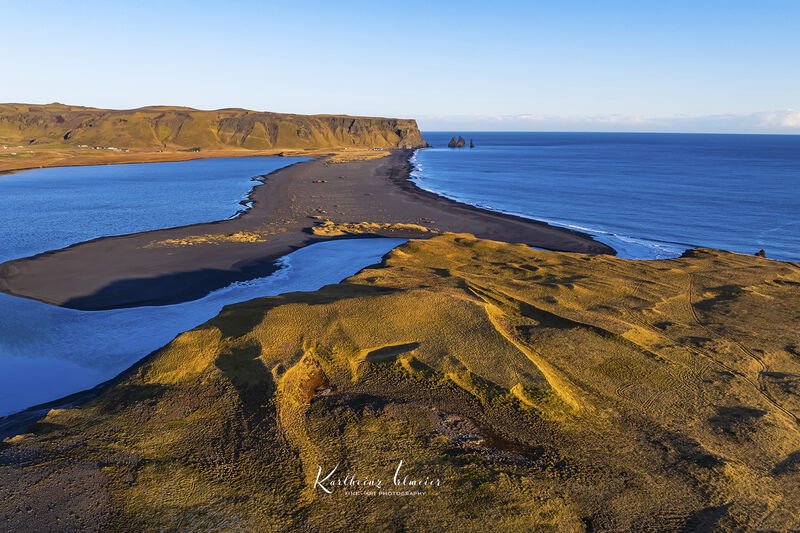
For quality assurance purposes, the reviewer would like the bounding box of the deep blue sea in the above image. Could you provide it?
[414,132,800,261]
[0,156,307,263]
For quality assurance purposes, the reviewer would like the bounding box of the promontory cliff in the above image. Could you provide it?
[0,103,428,151]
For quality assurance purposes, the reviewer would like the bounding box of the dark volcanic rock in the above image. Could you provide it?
[448,136,467,148]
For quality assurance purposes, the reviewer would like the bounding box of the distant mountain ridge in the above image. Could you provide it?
[0,103,427,150]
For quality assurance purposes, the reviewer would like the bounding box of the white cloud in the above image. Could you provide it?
[417,110,800,134]
[757,110,800,128]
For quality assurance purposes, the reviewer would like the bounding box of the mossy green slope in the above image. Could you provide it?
[0,103,427,150]
[1,234,799,531]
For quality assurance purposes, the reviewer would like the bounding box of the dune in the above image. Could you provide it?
[2,234,798,531]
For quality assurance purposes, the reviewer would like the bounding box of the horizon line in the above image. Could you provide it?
[420,130,800,136]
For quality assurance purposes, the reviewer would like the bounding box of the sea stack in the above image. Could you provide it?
[470,139,475,148]
[448,136,467,148]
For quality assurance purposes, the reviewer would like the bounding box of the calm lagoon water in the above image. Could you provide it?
[0,156,402,416]
[0,238,405,416]
[414,132,800,261]
[0,156,308,263]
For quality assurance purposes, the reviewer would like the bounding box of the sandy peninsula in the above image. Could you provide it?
[0,150,613,309]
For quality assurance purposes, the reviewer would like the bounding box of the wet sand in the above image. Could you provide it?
[0,150,614,310]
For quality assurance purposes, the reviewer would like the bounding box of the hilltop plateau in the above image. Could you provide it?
[0,103,426,172]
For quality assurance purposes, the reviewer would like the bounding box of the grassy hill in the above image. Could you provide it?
[0,103,427,151]
[1,234,799,531]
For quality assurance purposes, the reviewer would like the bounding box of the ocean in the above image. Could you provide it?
[413,132,800,261]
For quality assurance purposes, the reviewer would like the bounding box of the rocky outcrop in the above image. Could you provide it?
[0,103,428,150]
[447,135,466,148]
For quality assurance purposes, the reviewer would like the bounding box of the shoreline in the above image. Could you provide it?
[0,150,615,310]
[0,148,318,175]
[0,145,392,176]
[407,151,695,259]
[391,150,615,252]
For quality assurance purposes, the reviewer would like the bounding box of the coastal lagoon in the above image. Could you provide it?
[414,132,800,261]
[0,238,405,416]
[0,156,307,262]
[0,155,401,415]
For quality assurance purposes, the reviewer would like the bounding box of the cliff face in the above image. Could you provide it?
[0,103,428,150]
[1,234,799,531]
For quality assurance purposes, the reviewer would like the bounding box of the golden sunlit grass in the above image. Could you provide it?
[310,220,434,236]
[146,230,270,247]
[326,149,391,163]
[3,234,800,531]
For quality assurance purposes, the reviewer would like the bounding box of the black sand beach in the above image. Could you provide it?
[0,150,614,310]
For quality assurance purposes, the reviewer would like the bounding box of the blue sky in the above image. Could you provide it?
[2,0,798,132]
